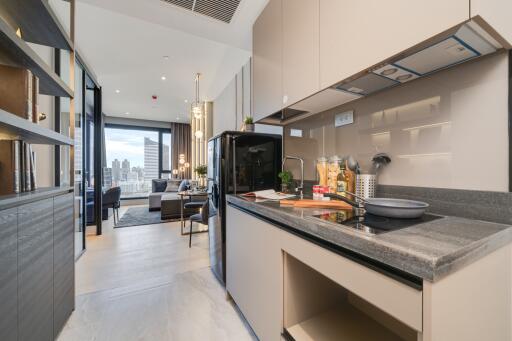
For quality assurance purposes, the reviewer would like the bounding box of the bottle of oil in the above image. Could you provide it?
[336,162,348,197]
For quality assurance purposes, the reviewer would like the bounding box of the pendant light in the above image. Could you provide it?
[191,73,203,120]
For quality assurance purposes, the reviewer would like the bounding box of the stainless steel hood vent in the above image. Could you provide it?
[260,19,504,126]
[339,21,501,98]
[335,73,398,96]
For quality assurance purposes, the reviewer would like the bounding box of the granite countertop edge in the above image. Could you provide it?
[226,195,512,283]
[0,187,74,211]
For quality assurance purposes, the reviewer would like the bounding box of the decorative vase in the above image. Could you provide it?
[245,123,255,132]
[281,183,289,193]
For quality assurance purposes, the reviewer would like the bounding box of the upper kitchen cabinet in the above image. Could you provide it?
[471,0,512,45]
[252,0,283,122]
[319,0,469,89]
[282,0,320,107]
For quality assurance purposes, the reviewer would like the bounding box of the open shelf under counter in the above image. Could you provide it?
[0,186,73,210]
[284,304,405,341]
[0,108,74,145]
[0,0,73,51]
[0,16,73,98]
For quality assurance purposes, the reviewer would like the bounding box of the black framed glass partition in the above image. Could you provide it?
[56,51,103,248]
[104,124,172,198]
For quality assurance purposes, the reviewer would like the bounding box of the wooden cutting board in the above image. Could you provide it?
[280,199,353,210]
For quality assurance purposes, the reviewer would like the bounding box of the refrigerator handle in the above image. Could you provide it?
[233,137,237,195]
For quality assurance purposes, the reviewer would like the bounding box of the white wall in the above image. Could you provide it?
[213,76,237,134]
[285,52,509,192]
[213,58,283,136]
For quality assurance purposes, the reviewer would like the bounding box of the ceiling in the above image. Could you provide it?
[71,0,267,122]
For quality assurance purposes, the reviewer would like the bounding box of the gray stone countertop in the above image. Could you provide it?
[227,195,512,282]
[0,186,73,211]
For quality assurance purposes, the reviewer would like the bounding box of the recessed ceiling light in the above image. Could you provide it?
[125,112,130,115]
[115,89,120,93]
[176,117,180,120]
[184,99,188,103]
[161,76,166,80]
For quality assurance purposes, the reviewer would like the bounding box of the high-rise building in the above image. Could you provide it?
[103,167,112,187]
[144,137,159,180]
[112,158,121,182]
[121,159,130,181]
[132,166,144,179]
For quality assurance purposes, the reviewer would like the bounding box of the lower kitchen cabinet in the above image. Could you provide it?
[226,203,511,341]
[0,191,75,341]
[18,198,55,341]
[53,193,75,338]
[226,205,283,341]
[0,208,18,341]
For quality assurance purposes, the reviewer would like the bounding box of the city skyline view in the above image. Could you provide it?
[104,128,158,168]
[104,127,171,198]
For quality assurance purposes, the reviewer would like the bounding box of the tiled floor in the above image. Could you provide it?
[58,206,256,341]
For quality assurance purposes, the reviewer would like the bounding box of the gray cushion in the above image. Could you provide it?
[165,179,181,192]
[178,180,190,192]
[152,179,167,193]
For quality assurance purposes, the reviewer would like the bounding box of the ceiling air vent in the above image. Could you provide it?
[160,0,194,11]
[160,0,241,23]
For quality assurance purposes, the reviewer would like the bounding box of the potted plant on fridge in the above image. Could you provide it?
[243,116,254,132]
[278,170,293,193]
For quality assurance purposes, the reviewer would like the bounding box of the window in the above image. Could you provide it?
[162,132,172,171]
[104,126,171,198]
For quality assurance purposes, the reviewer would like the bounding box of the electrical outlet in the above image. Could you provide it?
[335,110,354,127]
[290,128,303,137]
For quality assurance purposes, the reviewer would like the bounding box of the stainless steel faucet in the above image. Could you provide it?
[282,155,304,199]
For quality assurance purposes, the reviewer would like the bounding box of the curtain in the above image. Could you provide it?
[170,122,191,179]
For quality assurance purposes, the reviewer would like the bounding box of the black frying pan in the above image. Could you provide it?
[324,193,429,219]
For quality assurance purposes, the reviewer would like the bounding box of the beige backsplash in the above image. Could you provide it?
[284,51,509,192]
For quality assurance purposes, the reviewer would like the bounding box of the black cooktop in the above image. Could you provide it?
[312,209,443,235]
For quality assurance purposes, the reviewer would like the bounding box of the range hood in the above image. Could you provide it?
[261,19,505,126]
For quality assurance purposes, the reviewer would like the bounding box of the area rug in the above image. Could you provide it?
[115,206,179,228]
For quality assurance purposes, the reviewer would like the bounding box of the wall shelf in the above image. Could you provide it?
[0,16,73,98]
[284,305,403,341]
[0,0,73,51]
[0,109,74,145]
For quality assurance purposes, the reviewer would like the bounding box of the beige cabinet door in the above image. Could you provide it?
[471,0,512,45]
[319,0,469,89]
[282,0,320,107]
[252,0,283,122]
[226,205,283,341]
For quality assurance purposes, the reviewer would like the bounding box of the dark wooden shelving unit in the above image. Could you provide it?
[0,16,73,98]
[0,0,73,51]
[0,1,77,340]
[0,108,74,145]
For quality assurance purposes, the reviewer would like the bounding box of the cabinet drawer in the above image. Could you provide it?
[281,232,423,331]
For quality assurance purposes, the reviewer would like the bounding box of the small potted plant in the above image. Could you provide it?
[278,170,293,193]
[243,116,254,132]
[194,164,208,188]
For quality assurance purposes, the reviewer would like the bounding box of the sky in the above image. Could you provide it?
[105,128,160,168]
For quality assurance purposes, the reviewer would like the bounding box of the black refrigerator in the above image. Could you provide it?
[207,131,282,284]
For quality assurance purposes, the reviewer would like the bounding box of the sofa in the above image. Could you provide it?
[148,179,206,219]
[148,179,182,211]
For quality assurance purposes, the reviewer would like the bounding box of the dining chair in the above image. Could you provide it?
[103,187,121,224]
[184,200,209,247]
